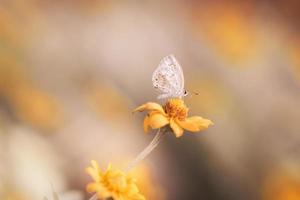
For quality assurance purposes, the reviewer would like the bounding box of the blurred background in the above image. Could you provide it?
[1,0,300,199]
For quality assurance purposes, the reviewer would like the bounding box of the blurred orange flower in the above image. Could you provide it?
[262,172,300,200]
[288,37,300,84]
[134,98,213,137]
[2,191,28,200]
[8,84,63,131]
[190,3,259,65]
[86,160,145,200]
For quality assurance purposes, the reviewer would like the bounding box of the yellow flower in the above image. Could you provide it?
[130,165,165,200]
[86,160,145,200]
[134,98,213,137]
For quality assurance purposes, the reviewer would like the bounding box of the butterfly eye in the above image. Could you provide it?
[184,90,189,96]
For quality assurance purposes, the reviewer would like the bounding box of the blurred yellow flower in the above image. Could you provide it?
[134,98,213,137]
[190,3,259,65]
[83,80,132,123]
[131,166,165,200]
[8,84,63,131]
[2,191,27,200]
[86,160,145,200]
[262,172,300,200]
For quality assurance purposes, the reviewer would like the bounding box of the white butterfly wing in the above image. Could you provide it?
[152,55,185,99]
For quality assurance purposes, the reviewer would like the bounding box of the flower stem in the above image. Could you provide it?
[88,194,98,200]
[88,128,167,200]
[124,128,167,172]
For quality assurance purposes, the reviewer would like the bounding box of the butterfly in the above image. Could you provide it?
[152,54,188,99]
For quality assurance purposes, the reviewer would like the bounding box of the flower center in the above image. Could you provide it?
[164,99,188,121]
[104,172,128,193]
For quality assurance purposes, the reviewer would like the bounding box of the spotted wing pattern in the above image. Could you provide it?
[152,55,185,99]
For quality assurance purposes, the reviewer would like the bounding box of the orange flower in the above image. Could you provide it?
[134,98,213,137]
[86,160,145,200]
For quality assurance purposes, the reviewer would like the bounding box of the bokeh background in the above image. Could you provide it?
[1,0,300,199]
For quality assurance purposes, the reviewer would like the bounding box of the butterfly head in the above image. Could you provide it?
[184,90,188,97]
[183,90,199,98]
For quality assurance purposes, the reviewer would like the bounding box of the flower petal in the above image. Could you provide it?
[86,182,102,193]
[148,112,169,129]
[133,102,166,114]
[143,115,150,133]
[131,193,146,200]
[86,162,100,182]
[177,116,213,132]
[170,118,184,137]
[91,160,99,171]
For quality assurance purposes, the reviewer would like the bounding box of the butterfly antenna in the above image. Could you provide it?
[188,91,199,98]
